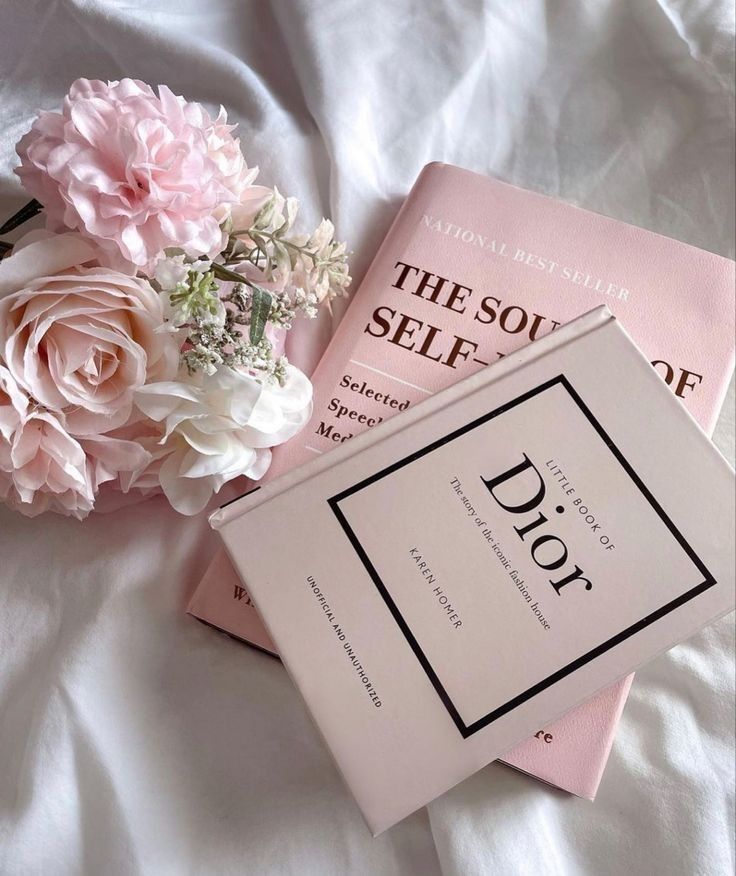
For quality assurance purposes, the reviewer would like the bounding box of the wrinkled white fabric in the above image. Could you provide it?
[0,1,733,874]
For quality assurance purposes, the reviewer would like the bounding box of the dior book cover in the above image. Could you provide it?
[210,308,735,835]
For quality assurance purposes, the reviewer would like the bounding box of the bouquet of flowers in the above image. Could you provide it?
[0,79,350,519]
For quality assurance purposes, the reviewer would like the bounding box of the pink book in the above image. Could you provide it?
[210,307,735,834]
[189,162,735,799]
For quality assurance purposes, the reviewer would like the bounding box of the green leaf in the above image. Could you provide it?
[249,285,272,345]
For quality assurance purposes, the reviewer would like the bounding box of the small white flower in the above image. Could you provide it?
[155,256,226,330]
[154,254,191,290]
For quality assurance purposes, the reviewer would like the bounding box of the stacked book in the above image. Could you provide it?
[188,164,735,834]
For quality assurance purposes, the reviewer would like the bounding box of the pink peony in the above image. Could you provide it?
[229,184,273,233]
[15,78,256,274]
[0,232,179,437]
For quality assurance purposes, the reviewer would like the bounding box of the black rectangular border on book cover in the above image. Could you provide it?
[328,375,716,739]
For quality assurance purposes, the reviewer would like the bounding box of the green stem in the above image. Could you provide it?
[211,262,257,286]
[230,229,317,261]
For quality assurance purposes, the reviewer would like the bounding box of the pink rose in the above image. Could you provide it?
[0,364,154,520]
[15,78,256,274]
[0,365,94,519]
[79,415,166,508]
[0,410,95,520]
[0,236,167,519]
[0,362,25,446]
[0,232,179,436]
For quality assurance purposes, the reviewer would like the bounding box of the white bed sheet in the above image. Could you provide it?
[0,1,733,873]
